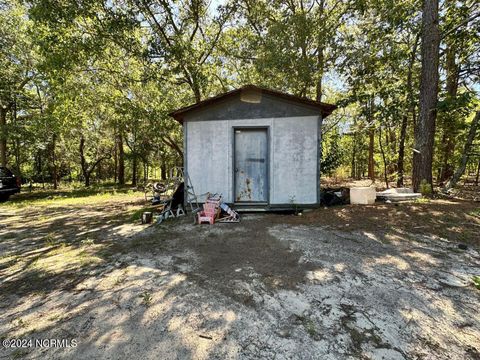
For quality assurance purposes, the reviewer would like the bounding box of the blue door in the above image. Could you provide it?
[234,128,268,202]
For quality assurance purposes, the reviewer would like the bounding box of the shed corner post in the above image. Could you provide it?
[317,114,323,205]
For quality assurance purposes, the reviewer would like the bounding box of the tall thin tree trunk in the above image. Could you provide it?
[475,158,480,186]
[117,132,125,185]
[367,98,375,180]
[0,107,7,167]
[368,128,375,180]
[412,0,440,192]
[52,133,58,189]
[161,162,167,180]
[79,136,89,187]
[13,101,21,176]
[132,153,137,186]
[445,111,480,190]
[143,160,148,183]
[378,126,389,188]
[315,46,324,102]
[397,114,408,187]
[113,127,118,184]
[351,138,357,179]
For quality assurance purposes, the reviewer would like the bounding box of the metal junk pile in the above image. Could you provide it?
[142,167,240,225]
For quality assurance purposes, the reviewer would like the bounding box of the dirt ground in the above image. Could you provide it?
[0,190,479,359]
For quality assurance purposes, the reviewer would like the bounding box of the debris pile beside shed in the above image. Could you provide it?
[376,188,422,202]
[350,186,377,205]
[321,186,423,206]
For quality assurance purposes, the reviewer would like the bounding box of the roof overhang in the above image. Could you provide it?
[169,85,337,123]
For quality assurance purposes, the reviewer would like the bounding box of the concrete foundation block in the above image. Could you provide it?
[350,186,376,205]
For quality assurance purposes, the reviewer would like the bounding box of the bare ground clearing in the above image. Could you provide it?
[0,192,479,359]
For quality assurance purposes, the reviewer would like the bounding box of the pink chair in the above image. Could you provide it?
[197,202,217,224]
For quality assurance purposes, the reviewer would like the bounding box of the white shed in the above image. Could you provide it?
[169,85,337,210]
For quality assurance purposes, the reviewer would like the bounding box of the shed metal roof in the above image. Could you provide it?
[169,85,337,123]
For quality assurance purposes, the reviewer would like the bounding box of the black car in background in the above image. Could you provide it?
[0,166,20,202]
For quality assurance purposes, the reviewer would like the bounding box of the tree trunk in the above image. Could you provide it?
[315,50,323,102]
[192,82,202,103]
[117,132,125,185]
[475,158,480,186]
[13,101,21,176]
[113,128,118,183]
[79,135,110,187]
[412,0,440,192]
[161,162,167,180]
[132,153,137,186]
[445,111,480,190]
[368,128,375,180]
[84,173,91,187]
[40,153,45,189]
[52,133,58,189]
[397,114,408,187]
[143,160,148,183]
[351,139,357,179]
[0,107,7,167]
[79,136,89,187]
[378,126,389,188]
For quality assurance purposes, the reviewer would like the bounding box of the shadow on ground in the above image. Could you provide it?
[0,197,479,359]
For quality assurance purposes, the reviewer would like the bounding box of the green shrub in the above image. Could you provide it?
[419,179,433,196]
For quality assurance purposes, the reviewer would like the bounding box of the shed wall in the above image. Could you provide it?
[186,116,319,205]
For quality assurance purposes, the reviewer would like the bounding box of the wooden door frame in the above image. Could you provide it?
[232,126,270,204]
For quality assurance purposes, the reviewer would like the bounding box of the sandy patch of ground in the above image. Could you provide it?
[0,194,479,359]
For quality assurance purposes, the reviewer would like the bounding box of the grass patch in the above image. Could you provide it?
[0,254,19,270]
[140,291,153,307]
[1,232,17,240]
[2,185,143,209]
[113,271,128,287]
[43,233,57,246]
[468,208,480,217]
[415,197,430,204]
[303,318,317,338]
[13,318,27,329]
[296,315,320,340]
[472,276,480,290]
[11,349,30,359]
[129,206,158,222]
[25,244,104,274]
[80,238,95,246]
[48,313,65,322]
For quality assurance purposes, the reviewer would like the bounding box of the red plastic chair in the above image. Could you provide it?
[197,202,217,224]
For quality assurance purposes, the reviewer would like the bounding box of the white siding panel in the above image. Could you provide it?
[271,117,318,204]
[186,120,230,202]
